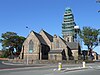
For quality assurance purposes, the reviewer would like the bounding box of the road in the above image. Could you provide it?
[0,66,100,75]
[0,60,46,69]
[0,60,100,75]
[0,60,82,69]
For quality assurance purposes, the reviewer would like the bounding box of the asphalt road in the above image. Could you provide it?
[0,60,46,69]
[0,60,82,69]
[65,69,100,75]
[0,66,100,75]
[0,60,100,75]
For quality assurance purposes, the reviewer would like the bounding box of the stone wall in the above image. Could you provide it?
[48,53,62,61]
[72,50,78,60]
[20,31,40,60]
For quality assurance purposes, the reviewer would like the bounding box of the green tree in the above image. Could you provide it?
[10,36,26,56]
[0,32,26,58]
[80,27,100,54]
[1,32,17,47]
[0,49,10,58]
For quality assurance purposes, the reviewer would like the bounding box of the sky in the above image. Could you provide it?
[0,0,100,53]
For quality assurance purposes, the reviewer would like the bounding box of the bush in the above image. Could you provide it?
[0,50,9,58]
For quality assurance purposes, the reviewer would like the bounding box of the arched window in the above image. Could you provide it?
[29,40,34,53]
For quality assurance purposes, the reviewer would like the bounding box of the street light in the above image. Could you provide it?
[26,26,31,33]
[25,26,31,65]
[25,53,29,65]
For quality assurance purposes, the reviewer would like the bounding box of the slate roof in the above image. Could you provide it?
[42,30,53,42]
[33,31,47,45]
[66,42,78,50]
[59,36,66,45]
[49,50,63,54]
[58,36,78,50]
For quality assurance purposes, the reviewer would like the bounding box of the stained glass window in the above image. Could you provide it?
[29,40,34,53]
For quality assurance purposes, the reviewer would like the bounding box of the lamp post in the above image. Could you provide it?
[25,26,30,65]
[24,51,29,65]
[26,52,29,65]
[26,26,31,33]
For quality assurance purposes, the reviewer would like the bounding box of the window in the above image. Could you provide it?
[29,40,34,53]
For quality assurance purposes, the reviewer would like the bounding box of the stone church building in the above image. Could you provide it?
[20,29,81,62]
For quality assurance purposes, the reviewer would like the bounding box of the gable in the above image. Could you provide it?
[52,36,67,49]
[40,29,53,42]
[33,31,47,45]
[23,31,40,45]
[58,36,67,47]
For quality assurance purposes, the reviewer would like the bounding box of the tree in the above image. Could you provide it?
[0,49,10,58]
[1,32,17,47]
[80,27,100,55]
[9,36,26,57]
[0,32,26,58]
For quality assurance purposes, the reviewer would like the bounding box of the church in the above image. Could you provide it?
[19,29,81,62]
[19,8,81,63]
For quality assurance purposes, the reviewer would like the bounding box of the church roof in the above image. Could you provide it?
[59,36,66,45]
[33,31,47,45]
[66,42,78,50]
[41,29,53,42]
[58,36,78,50]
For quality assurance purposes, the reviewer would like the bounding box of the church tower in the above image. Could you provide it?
[62,8,76,42]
